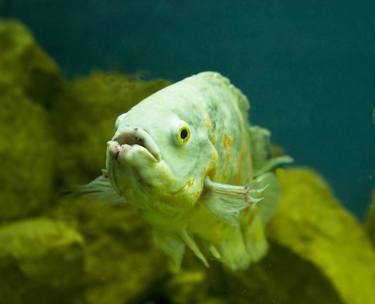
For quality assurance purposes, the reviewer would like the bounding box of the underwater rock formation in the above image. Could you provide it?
[366,189,375,246]
[50,197,168,304]
[0,20,63,108]
[0,218,84,304]
[267,168,375,304]
[52,72,170,187]
[0,81,55,221]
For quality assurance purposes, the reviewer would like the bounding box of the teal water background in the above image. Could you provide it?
[1,0,374,218]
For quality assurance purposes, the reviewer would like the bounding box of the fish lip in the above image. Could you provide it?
[108,127,161,162]
[107,141,159,163]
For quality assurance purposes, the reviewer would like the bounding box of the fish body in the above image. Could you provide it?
[82,72,292,271]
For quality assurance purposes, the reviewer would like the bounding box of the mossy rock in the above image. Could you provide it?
[0,20,63,108]
[52,72,170,187]
[0,82,56,221]
[267,168,375,304]
[0,218,84,304]
[51,197,168,304]
[366,189,375,246]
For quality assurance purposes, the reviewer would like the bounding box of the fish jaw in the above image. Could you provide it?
[107,140,158,165]
[106,134,181,195]
[106,140,200,213]
[111,127,161,161]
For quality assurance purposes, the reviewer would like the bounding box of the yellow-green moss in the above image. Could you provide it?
[0,218,84,304]
[366,189,375,246]
[0,81,55,221]
[52,72,170,187]
[268,168,375,304]
[0,20,63,108]
[51,197,168,304]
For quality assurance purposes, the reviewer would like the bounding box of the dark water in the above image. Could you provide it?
[2,0,374,218]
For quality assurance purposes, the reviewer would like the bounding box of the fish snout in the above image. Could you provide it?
[108,127,161,162]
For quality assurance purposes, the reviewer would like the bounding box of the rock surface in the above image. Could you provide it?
[0,218,84,304]
[51,197,168,304]
[267,168,375,304]
[0,81,55,221]
[0,20,63,108]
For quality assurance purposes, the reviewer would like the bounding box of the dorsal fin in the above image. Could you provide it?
[249,126,293,176]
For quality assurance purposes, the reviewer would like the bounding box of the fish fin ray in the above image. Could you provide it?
[249,125,293,176]
[70,173,125,204]
[203,175,269,226]
[180,229,209,267]
[252,172,280,224]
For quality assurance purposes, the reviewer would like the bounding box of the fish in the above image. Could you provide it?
[79,71,292,271]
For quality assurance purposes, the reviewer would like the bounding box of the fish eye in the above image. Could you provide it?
[177,125,190,144]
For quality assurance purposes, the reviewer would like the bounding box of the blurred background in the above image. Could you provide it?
[1,0,374,218]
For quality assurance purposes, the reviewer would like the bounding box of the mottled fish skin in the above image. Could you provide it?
[109,73,251,207]
[92,72,291,271]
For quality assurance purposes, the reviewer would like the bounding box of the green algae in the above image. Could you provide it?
[0,81,56,221]
[268,168,375,304]
[0,218,84,304]
[50,197,168,304]
[0,20,63,108]
[52,72,170,187]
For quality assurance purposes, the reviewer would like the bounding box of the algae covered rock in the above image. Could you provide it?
[0,81,55,221]
[267,168,375,304]
[366,189,375,246]
[51,197,168,304]
[0,217,84,304]
[0,20,63,107]
[52,72,170,187]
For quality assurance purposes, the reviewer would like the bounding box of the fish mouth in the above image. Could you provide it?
[107,127,161,162]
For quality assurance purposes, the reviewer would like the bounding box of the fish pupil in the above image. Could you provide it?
[180,129,188,139]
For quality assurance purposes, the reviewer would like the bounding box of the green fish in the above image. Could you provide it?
[79,72,292,271]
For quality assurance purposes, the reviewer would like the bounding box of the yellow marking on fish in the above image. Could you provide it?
[204,116,212,129]
[223,133,232,150]
[235,151,245,184]
[186,179,194,188]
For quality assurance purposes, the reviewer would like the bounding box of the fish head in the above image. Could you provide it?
[106,93,217,213]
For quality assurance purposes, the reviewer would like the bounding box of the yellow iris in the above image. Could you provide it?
[177,125,190,144]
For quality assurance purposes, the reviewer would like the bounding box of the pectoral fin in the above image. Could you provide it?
[249,125,293,177]
[203,175,267,226]
[69,172,125,204]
